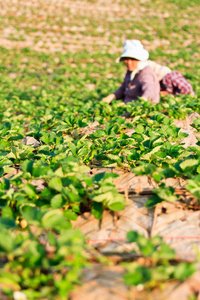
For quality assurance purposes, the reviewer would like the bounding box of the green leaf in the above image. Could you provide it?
[135,124,144,134]
[21,206,43,223]
[0,178,10,190]
[108,202,125,211]
[154,242,175,260]
[106,154,120,161]
[23,183,36,199]
[40,187,54,199]
[153,173,161,182]
[0,273,20,290]
[42,209,63,228]
[1,206,14,219]
[0,168,3,177]
[174,262,196,280]
[63,210,78,221]
[152,183,178,203]
[179,159,199,172]
[48,177,63,192]
[133,164,156,176]
[91,202,103,219]
[40,133,50,144]
[48,232,57,247]
[51,194,64,208]
[0,231,15,252]
[92,191,112,203]
[140,145,162,160]
[20,160,34,173]
[0,218,16,230]
[93,172,118,183]
[91,129,105,138]
[124,264,151,285]
[92,172,106,182]
[145,195,163,208]
[160,125,176,137]
[8,133,24,141]
[127,231,139,243]
[42,210,71,230]
[62,187,81,203]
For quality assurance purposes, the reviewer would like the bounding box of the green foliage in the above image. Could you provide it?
[145,183,179,208]
[91,172,126,212]
[0,227,88,300]
[124,231,196,287]
[0,0,199,298]
[185,175,200,200]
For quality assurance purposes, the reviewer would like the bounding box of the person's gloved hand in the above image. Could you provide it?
[160,91,169,96]
[102,94,115,104]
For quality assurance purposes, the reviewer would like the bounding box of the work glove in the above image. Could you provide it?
[102,94,116,104]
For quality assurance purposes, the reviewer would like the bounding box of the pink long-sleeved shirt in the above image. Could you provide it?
[114,66,160,104]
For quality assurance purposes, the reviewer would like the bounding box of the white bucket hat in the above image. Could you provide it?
[119,40,149,62]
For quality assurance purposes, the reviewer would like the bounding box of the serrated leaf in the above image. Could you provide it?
[1,206,14,219]
[0,178,10,190]
[145,194,164,208]
[0,275,20,290]
[108,202,125,211]
[23,183,36,199]
[20,160,34,173]
[51,194,64,208]
[153,173,161,182]
[179,159,199,172]
[91,202,103,219]
[0,231,15,252]
[106,153,120,161]
[0,218,16,230]
[91,129,106,138]
[135,124,144,134]
[21,206,43,223]
[63,210,78,221]
[48,177,63,192]
[42,209,71,230]
[173,262,196,280]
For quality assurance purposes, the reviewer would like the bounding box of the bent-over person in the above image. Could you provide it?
[102,40,160,104]
[147,60,195,96]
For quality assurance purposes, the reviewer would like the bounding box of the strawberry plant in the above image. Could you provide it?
[124,231,196,288]
[0,0,200,298]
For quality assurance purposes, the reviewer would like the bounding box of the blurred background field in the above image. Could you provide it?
[0,0,199,100]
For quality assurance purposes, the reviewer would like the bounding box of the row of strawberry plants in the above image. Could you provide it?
[1,96,200,214]
[0,55,200,299]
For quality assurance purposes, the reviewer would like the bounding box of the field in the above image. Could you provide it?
[0,0,200,299]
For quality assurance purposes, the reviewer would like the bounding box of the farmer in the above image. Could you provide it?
[147,60,195,96]
[102,40,160,104]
